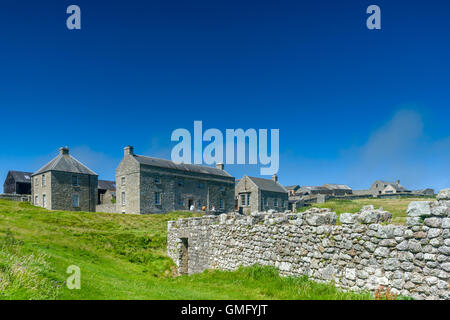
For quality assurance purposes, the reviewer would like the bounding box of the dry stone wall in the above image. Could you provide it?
[168,192,450,300]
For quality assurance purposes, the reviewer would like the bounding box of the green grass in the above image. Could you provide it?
[298,197,434,224]
[0,199,374,300]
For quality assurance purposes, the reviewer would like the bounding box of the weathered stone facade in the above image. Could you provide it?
[31,147,98,212]
[116,146,235,214]
[235,175,288,214]
[168,196,450,300]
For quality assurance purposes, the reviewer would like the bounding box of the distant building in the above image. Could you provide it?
[323,184,353,196]
[116,146,235,214]
[235,174,288,214]
[413,188,435,196]
[298,186,333,196]
[285,185,300,196]
[98,180,116,205]
[3,171,33,195]
[31,147,98,212]
[370,180,410,195]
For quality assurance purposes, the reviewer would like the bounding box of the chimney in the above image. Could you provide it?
[59,146,69,155]
[124,146,134,156]
[272,174,278,182]
[396,180,400,186]
[216,163,224,171]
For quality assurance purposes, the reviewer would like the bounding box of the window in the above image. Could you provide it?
[155,177,161,184]
[281,200,285,208]
[178,180,184,187]
[198,183,203,189]
[178,200,183,206]
[121,192,126,206]
[240,194,246,206]
[42,174,46,187]
[220,186,225,192]
[247,194,251,205]
[72,194,79,207]
[220,199,224,210]
[155,192,161,205]
[72,175,79,186]
[42,194,47,208]
[121,177,126,186]
[35,177,39,186]
[198,200,202,207]
[263,197,268,206]
[274,198,279,207]
[34,195,39,205]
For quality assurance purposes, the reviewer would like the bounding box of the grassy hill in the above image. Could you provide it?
[298,197,434,224]
[0,199,377,300]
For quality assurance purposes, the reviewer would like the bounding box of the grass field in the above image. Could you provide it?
[298,197,434,224]
[0,199,386,300]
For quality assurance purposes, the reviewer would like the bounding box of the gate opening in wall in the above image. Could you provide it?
[179,238,189,275]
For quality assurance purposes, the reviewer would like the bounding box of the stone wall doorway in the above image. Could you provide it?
[179,238,189,275]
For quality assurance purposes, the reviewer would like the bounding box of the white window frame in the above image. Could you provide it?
[72,194,79,207]
[42,174,46,187]
[274,198,279,207]
[34,195,39,205]
[121,192,126,206]
[121,177,126,186]
[240,194,246,206]
[42,194,47,208]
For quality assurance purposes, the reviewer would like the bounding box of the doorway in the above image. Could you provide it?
[179,238,189,275]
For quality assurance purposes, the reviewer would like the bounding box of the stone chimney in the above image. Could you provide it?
[396,180,400,186]
[216,163,224,171]
[272,174,278,182]
[124,146,134,156]
[59,146,69,155]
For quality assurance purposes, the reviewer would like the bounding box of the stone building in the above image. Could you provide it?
[116,146,235,214]
[98,180,116,205]
[235,175,288,214]
[31,147,98,212]
[285,185,300,196]
[370,180,410,195]
[298,186,333,196]
[3,170,33,195]
[323,184,353,196]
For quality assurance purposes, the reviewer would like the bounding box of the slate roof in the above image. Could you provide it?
[133,155,233,178]
[323,184,352,190]
[98,180,116,191]
[285,185,300,190]
[247,176,288,193]
[7,171,33,183]
[33,151,97,176]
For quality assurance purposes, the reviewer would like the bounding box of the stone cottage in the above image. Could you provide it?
[235,175,288,214]
[31,147,98,212]
[370,180,411,195]
[116,146,235,214]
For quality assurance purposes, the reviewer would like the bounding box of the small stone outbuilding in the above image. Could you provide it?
[235,175,288,214]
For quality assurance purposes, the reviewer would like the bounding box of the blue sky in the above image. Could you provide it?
[1,0,449,192]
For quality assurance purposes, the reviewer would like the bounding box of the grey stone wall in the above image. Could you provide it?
[168,197,450,300]
[0,194,31,202]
